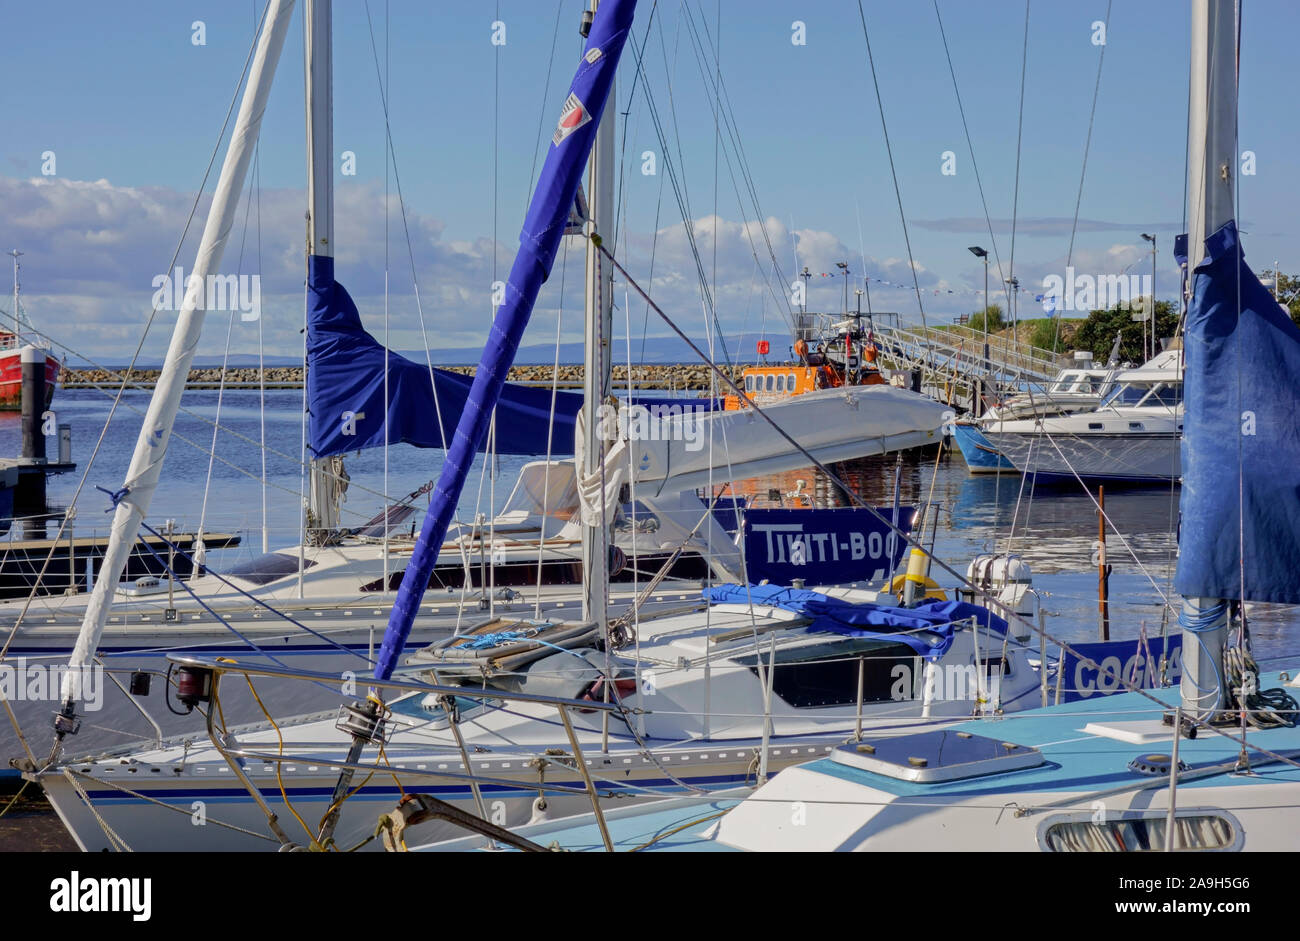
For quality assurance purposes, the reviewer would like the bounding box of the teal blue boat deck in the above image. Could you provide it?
[498,671,1300,852]
[809,672,1300,800]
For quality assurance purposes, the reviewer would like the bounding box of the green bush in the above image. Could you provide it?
[966,304,1004,334]
[1028,319,1061,352]
[1071,300,1179,364]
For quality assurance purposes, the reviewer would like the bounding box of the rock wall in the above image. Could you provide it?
[62,363,748,391]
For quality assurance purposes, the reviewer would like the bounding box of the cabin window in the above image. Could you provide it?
[744,375,753,392]
[776,374,786,392]
[766,374,775,392]
[788,373,797,389]
[1101,384,1147,407]
[1143,383,1183,408]
[1129,422,1144,431]
[740,643,921,708]
[1088,422,1104,430]
[227,552,317,586]
[1041,812,1238,852]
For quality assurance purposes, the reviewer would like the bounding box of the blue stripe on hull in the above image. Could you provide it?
[1024,471,1179,487]
[75,773,751,806]
[952,423,1015,472]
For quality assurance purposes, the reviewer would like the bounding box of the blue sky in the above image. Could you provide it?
[1,0,1296,362]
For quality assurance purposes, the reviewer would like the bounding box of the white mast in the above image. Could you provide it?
[54,0,297,731]
[305,0,341,540]
[580,0,616,626]
[1180,0,1237,720]
[8,250,21,332]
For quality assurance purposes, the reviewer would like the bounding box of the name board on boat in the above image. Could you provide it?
[741,506,913,586]
[1057,635,1184,703]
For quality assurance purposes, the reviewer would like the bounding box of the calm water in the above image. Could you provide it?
[0,386,1292,663]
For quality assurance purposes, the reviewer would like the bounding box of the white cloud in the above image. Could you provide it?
[2,174,1100,361]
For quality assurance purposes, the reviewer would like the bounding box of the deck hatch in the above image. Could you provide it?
[830,729,1044,782]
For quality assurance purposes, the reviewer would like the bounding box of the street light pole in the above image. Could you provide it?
[1141,233,1157,360]
[969,246,990,416]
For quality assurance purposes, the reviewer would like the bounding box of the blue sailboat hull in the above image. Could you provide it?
[952,422,1015,473]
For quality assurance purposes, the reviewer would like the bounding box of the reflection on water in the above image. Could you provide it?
[1,390,1295,663]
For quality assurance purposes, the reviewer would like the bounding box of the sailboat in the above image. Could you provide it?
[1,0,961,786]
[23,0,1079,852]
[420,0,1300,853]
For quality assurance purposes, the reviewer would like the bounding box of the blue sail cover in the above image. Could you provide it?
[307,256,586,457]
[704,583,1009,662]
[1175,221,1300,603]
[306,259,712,458]
[374,0,638,681]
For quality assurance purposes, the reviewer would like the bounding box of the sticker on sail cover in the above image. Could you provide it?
[585,47,603,64]
[553,92,592,146]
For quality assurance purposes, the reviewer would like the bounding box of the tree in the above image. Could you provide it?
[1260,269,1300,328]
[1071,299,1180,364]
[967,303,1003,334]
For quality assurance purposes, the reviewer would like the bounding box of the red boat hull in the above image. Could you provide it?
[0,348,60,410]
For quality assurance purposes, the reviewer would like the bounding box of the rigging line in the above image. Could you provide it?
[254,0,268,557]
[637,145,668,364]
[1058,0,1114,354]
[525,0,566,207]
[363,0,476,582]
[1229,0,1246,616]
[1007,0,1031,338]
[198,140,262,544]
[383,0,391,601]
[59,370,405,511]
[613,1,660,256]
[686,1,796,328]
[533,240,569,618]
[598,240,1300,774]
[487,0,501,617]
[361,2,450,457]
[631,6,729,366]
[855,1,930,347]
[128,518,376,668]
[0,4,272,647]
[932,0,1011,312]
[678,7,788,334]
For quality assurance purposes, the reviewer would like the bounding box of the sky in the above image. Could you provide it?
[1,0,1297,364]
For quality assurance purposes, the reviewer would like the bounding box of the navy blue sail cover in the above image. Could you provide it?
[374,0,638,681]
[704,583,1009,662]
[307,256,586,458]
[306,258,715,458]
[1175,221,1300,603]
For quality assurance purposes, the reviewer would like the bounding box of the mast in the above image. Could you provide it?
[305,0,341,542]
[1180,0,1237,721]
[52,0,297,740]
[581,0,615,625]
[8,250,21,332]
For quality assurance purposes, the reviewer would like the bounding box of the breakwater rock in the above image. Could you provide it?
[63,362,747,391]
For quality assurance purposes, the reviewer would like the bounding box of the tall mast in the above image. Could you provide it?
[52,0,297,739]
[1180,0,1237,721]
[580,0,616,625]
[305,0,341,541]
[8,250,22,333]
